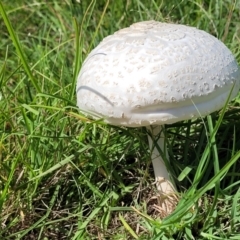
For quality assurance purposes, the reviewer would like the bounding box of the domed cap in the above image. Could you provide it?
[76,21,240,127]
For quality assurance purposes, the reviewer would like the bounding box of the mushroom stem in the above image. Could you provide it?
[147,125,176,195]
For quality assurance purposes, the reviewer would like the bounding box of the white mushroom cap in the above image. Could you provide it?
[76,21,240,127]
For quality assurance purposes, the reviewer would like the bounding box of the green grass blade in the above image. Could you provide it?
[163,150,240,226]
[0,2,41,93]
[119,213,139,239]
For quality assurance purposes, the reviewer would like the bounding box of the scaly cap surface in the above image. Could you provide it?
[77,21,240,127]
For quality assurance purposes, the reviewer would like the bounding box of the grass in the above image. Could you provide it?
[0,0,240,239]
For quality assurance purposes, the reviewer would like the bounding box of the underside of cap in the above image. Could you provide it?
[76,21,240,127]
[77,83,238,127]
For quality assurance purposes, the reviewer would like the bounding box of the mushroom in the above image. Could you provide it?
[76,21,240,215]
